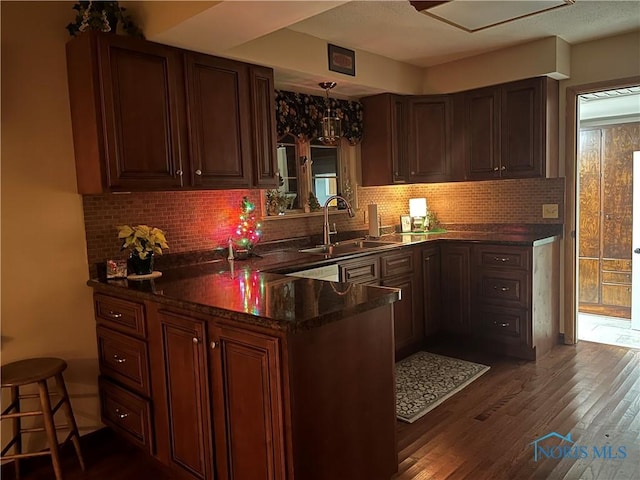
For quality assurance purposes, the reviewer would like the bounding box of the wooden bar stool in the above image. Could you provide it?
[1,357,85,480]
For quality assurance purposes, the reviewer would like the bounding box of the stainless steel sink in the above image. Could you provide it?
[298,239,399,256]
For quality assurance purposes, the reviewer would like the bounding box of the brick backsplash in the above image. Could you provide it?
[359,177,566,227]
[82,177,564,271]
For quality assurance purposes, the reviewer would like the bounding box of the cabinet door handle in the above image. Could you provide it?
[494,257,509,262]
[493,321,510,328]
[112,354,126,364]
[107,310,123,319]
[192,337,199,344]
[176,169,183,176]
[493,166,499,172]
[115,408,128,419]
[493,285,510,292]
[210,341,218,349]
[500,165,506,171]
[195,169,202,176]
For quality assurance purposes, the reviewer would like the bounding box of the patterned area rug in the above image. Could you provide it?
[396,351,490,423]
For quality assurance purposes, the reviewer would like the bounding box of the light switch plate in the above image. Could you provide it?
[542,204,559,219]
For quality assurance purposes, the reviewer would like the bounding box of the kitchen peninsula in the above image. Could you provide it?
[90,261,400,480]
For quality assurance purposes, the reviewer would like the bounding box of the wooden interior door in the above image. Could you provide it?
[579,123,639,318]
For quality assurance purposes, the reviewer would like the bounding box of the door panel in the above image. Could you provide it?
[440,244,471,334]
[501,78,542,177]
[158,311,212,480]
[99,36,184,189]
[209,325,286,480]
[186,53,251,188]
[465,86,500,180]
[578,129,602,258]
[601,124,639,259]
[578,258,600,304]
[408,96,452,182]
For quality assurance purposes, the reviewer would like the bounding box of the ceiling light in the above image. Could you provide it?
[318,81,341,146]
[411,0,575,33]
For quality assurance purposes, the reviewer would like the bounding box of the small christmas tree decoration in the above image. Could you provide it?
[232,196,262,255]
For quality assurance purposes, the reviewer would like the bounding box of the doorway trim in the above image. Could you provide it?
[563,75,640,344]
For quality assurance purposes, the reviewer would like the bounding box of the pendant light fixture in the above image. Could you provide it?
[318,81,341,146]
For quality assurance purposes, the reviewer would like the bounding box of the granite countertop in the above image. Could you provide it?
[89,226,561,332]
[90,261,400,333]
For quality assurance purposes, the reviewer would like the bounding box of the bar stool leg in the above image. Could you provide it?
[53,373,85,471]
[11,386,21,480]
[38,379,63,480]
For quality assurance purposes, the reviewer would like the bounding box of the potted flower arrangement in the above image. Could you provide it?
[117,225,169,275]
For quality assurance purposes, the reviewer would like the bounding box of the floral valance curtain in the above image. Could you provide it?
[275,90,364,145]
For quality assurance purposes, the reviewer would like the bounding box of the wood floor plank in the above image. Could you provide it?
[6,341,638,480]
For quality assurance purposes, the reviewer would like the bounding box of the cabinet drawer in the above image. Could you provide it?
[380,250,414,278]
[475,245,530,270]
[602,284,632,308]
[339,257,380,284]
[478,270,530,308]
[97,326,150,397]
[95,294,146,338]
[474,306,529,343]
[602,271,632,285]
[602,259,632,272]
[99,376,153,453]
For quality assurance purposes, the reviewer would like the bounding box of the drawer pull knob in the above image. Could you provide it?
[192,337,199,344]
[494,321,510,328]
[210,341,218,349]
[113,355,126,364]
[494,257,509,262]
[115,408,129,419]
[493,285,510,292]
[107,310,123,319]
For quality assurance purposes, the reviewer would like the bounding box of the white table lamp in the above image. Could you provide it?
[409,198,427,232]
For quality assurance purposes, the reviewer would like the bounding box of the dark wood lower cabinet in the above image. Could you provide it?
[100,295,397,480]
[440,244,472,334]
[152,309,213,480]
[421,246,441,337]
[208,324,286,480]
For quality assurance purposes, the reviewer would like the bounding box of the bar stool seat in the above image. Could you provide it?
[1,357,85,480]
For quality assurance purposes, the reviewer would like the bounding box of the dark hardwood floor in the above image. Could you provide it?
[4,341,639,480]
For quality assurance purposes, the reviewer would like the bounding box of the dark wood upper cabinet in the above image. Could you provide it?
[185,53,252,189]
[463,76,558,180]
[408,95,453,183]
[360,94,408,186]
[249,65,279,189]
[464,86,501,180]
[67,32,186,193]
[361,76,557,186]
[66,32,277,193]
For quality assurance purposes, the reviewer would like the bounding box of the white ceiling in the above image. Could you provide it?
[151,0,640,96]
[286,0,640,68]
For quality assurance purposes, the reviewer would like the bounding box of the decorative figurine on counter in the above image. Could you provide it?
[308,192,321,211]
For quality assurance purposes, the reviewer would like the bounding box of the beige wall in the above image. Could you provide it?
[1,1,101,449]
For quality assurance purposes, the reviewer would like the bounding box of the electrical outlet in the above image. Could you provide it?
[542,204,559,219]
